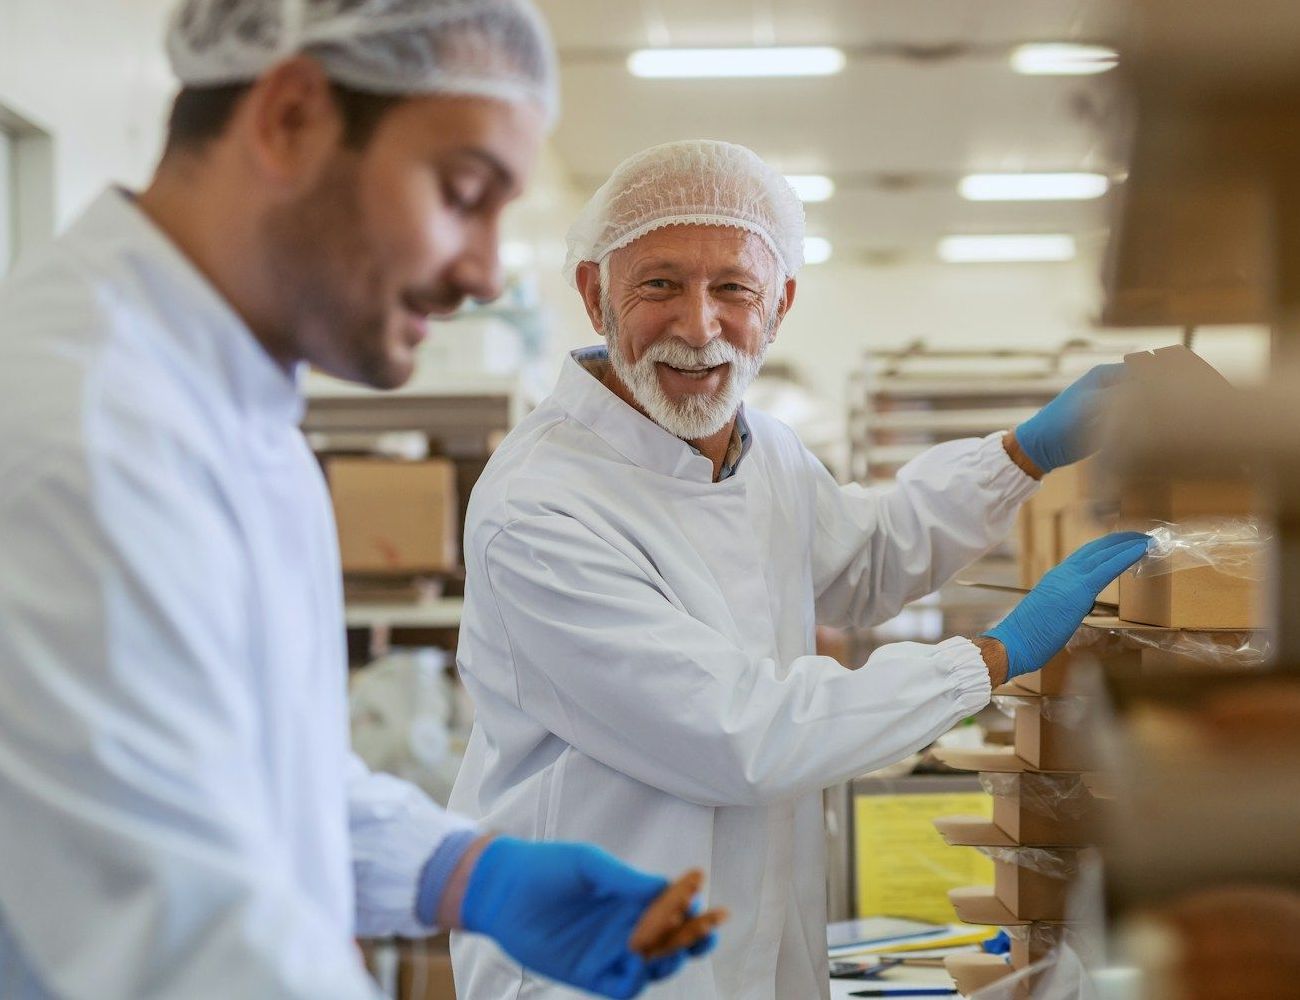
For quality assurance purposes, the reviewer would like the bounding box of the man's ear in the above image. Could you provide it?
[768,277,797,344]
[574,260,605,333]
[236,56,342,190]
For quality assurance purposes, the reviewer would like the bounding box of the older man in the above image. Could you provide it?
[449,140,1147,999]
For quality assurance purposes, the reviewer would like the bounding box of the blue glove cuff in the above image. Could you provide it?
[415,828,481,927]
[980,626,1028,681]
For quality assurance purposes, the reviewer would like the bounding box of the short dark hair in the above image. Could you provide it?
[163,81,406,156]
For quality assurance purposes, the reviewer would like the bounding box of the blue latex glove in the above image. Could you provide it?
[1014,364,1128,473]
[461,837,716,999]
[983,532,1151,680]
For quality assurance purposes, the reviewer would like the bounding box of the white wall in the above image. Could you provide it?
[0,1,176,236]
[0,127,11,275]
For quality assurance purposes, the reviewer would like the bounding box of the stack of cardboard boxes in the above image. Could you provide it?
[931,347,1269,996]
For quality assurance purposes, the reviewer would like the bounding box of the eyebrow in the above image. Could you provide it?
[630,259,766,283]
[459,148,519,195]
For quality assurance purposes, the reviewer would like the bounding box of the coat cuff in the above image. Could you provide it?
[415,829,482,929]
[933,636,993,714]
[975,431,1042,503]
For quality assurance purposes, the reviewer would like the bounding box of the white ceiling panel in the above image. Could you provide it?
[537,0,1120,266]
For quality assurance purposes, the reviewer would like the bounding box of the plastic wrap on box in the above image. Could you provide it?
[981,772,1095,821]
[970,943,1095,1000]
[993,695,1090,727]
[978,846,1081,880]
[1134,518,1269,580]
[1069,621,1271,669]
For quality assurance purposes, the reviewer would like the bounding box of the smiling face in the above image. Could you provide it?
[262,93,544,389]
[577,224,795,440]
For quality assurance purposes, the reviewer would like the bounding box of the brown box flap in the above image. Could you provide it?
[947,887,1031,926]
[944,952,1014,996]
[933,815,1018,848]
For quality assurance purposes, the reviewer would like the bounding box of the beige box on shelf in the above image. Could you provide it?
[992,773,1097,847]
[1017,458,1119,604]
[993,852,1078,921]
[328,457,459,575]
[1014,697,1096,772]
[1117,480,1260,629]
[1010,923,1069,970]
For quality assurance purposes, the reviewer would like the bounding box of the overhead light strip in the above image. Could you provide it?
[628,47,847,79]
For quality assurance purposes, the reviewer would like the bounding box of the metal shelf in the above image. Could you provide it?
[345,598,464,631]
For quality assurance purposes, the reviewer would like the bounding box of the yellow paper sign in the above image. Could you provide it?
[854,791,994,924]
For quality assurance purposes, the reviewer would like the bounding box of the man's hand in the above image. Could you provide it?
[456,837,726,999]
[981,532,1151,681]
[1014,363,1128,474]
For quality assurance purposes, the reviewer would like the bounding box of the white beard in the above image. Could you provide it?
[604,307,770,441]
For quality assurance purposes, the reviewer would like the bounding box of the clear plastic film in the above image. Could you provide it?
[1134,518,1270,580]
[992,694,1090,728]
[977,846,1081,880]
[1006,922,1078,950]
[1068,621,1271,669]
[980,772,1096,821]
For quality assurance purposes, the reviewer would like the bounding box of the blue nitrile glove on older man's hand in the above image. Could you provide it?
[460,837,717,999]
[1015,363,1128,474]
[983,532,1151,680]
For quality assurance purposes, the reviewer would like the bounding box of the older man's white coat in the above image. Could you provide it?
[450,350,1038,999]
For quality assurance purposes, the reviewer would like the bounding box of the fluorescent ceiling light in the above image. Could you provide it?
[785,174,835,202]
[803,237,833,265]
[1010,43,1118,75]
[628,47,846,79]
[959,172,1110,201]
[938,234,1076,263]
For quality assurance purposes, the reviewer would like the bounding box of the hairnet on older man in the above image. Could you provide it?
[166,0,559,124]
[563,139,807,285]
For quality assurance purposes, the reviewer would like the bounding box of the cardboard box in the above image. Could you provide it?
[1014,697,1096,771]
[1114,350,1263,628]
[991,773,1097,847]
[944,952,1014,996]
[1016,458,1118,602]
[993,850,1079,921]
[328,458,458,575]
[1010,923,1069,969]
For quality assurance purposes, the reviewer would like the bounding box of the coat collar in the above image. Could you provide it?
[551,346,748,485]
[78,189,305,428]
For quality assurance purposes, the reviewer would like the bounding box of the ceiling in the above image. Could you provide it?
[536,0,1126,264]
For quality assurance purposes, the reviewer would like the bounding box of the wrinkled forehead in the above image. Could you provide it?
[608,224,779,281]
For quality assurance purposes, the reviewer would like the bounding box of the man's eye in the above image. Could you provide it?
[720,283,753,294]
[643,279,671,289]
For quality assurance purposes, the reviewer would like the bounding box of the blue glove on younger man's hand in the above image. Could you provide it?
[983,532,1151,680]
[461,838,716,999]
[1015,363,1128,474]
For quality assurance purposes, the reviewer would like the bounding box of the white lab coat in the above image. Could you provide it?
[0,191,474,999]
[449,352,1038,1000]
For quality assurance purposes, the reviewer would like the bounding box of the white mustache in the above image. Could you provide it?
[638,338,747,370]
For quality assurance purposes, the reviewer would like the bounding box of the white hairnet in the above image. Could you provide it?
[166,0,558,126]
[563,139,806,286]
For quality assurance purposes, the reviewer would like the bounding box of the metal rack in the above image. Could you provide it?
[302,372,525,649]
[846,342,1144,485]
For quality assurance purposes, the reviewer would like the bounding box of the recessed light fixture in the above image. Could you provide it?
[803,237,833,265]
[959,172,1110,201]
[938,234,1076,263]
[1010,43,1118,76]
[785,174,835,202]
[627,47,847,79]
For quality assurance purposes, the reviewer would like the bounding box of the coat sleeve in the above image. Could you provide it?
[477,514,991,809]
[811,432,1040,629]
[347,753,478,937]
[0,419,383,999]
